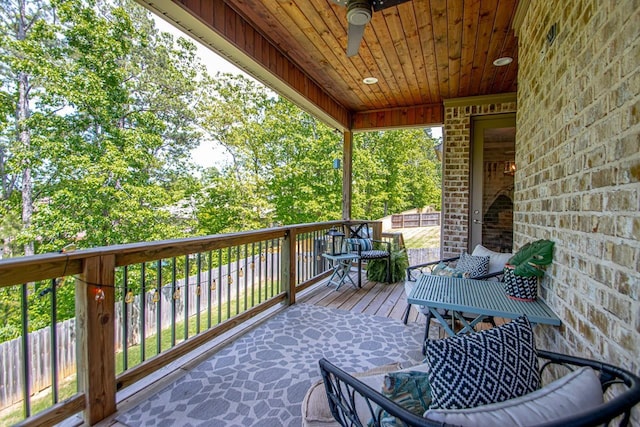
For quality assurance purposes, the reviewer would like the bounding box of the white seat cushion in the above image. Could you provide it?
[302,363,401,427]
[424,366,602,427]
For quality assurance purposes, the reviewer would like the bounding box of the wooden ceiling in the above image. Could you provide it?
[137,0,520,130]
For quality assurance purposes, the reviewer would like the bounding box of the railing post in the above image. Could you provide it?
[282,229,297,305]
[370,222,383,241]
[342,130,352,220]
[76,255,116,425]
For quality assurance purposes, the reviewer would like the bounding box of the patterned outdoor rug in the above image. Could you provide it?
[116,303,425,426]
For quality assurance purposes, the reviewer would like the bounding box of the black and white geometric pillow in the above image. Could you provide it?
[456,252,489,278]
[426,316,540,410]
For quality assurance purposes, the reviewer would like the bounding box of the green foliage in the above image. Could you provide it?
[508,239,555,277]
[366,248,409,283]
[0,0,205,334]
[0,0,443,342]
[352,129,441,220]
[196,75,344,231]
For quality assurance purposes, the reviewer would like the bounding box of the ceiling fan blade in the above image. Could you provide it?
[371,0,411,12]
[346,22,366,57]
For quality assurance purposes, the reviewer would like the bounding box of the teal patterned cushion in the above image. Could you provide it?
[431,262,469,278]
[372,371,432,427]
[346,238,374,251]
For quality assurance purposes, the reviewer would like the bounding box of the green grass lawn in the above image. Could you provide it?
[387,226,440,249]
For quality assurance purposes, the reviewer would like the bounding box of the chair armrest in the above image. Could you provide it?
[319,358,438,427]
[536,350,640,426]
[406,257,460,281]
[472,270,504,281]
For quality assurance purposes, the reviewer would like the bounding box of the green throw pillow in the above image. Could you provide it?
[370,371,432,427]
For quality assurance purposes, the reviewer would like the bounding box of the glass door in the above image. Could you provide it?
[470,114,516,253]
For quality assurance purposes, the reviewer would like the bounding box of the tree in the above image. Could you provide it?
[0,0,205,254]
[261,99,342,224]
[0,0,60,256]
[196,75,343,230]
[0,0,206,338]
[352,128,441,219]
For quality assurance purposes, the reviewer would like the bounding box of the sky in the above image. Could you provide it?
[152,15,442,169]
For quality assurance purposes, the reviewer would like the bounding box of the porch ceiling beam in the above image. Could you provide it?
[352,103,444,131]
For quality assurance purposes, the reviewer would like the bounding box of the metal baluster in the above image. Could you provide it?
[258,241,263,303]
[217,250,223,324]
[122,266,129,371]
[272,239,277,297]
[156,259,162,356]
[227,247,232,318]
[21,283,30,417]
[196,253,202,334]
[277,238,282,293]
[242,244,248,311]
[171,258,177,347]
[297,235,302,285]
[235,246,241,313]
[140,263,146,362]
[184,255,189,341]
[207,251,212,329]
[50,278,58,404]
[301,233,306,283]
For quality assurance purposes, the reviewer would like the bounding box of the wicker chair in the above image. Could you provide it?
[319,350,640,427]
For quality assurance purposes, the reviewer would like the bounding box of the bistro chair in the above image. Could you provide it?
[344,223,392,284]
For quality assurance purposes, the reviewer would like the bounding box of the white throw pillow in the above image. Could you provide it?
[424,366,603,427]
[471,244,512,275]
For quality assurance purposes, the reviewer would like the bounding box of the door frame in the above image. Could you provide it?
[470,113,516,250]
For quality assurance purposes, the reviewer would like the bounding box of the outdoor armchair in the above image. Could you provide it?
[318,350,640,427]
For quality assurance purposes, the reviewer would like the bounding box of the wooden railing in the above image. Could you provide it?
[0,220,377,426]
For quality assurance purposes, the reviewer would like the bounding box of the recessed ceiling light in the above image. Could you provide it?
[363,76,378,85]
[493,57,513,67]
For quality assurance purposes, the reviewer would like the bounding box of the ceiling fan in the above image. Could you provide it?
[331,0,412,57]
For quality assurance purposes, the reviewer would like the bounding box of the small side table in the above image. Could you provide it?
[322,253,360,290]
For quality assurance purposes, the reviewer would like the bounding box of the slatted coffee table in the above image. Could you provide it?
[407,275,561,337]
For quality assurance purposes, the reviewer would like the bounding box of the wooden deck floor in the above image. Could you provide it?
[298,272,423,324]
[298,270,502,336]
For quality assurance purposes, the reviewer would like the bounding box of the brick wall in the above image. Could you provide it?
[515,0,640,400]
[442,98,516,258]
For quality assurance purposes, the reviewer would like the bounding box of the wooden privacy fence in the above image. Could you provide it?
[0,319,76,410]
[391,212,440,228]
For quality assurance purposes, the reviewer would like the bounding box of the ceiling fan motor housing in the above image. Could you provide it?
[347,0,372,26]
